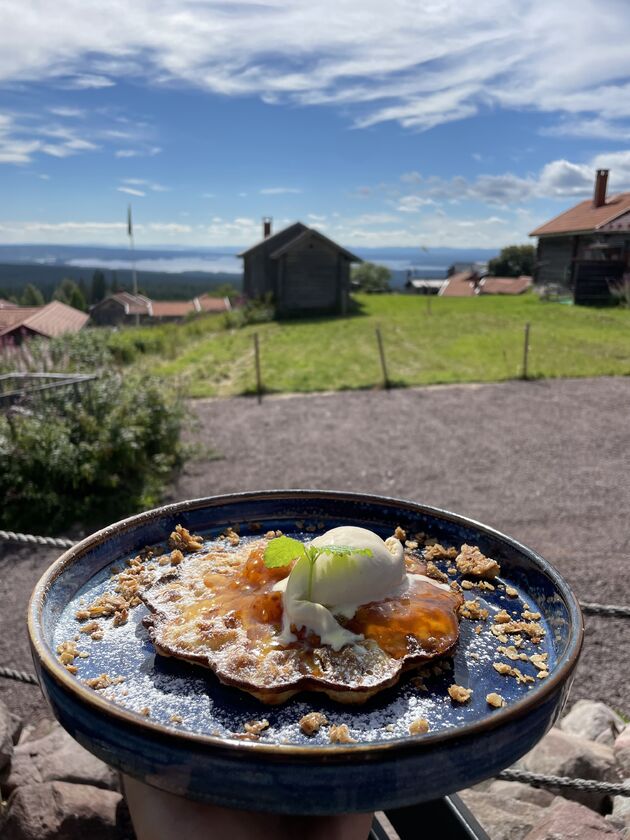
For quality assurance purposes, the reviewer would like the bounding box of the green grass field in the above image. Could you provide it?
[132,294,630,398]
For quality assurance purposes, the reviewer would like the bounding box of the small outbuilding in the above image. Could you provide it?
[530,169,630,304]
[0,301,89,346]
[239,219,361,316]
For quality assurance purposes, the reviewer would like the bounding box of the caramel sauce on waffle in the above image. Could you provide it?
[193,544,458,662]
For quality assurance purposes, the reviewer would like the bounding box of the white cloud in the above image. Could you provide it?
[397,196,436,213]
[1,0,630,135]
[63,74,115,89]
[117,186,145,196]
[114,145,161,158]
[121,177,168,192]
[48,106,84,118]
[259,187,302,195]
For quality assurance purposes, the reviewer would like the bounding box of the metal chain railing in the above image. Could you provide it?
[497,769,630,797]
[0,529,75,549]
[0,529,627,799]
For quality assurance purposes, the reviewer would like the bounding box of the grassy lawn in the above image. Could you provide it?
[132,294,630,397]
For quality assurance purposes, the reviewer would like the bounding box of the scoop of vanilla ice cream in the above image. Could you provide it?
[274,526,406,651]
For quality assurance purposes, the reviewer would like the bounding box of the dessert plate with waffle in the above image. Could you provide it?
[29,490,583,814]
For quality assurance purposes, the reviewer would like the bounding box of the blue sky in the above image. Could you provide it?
[2,0,630,249]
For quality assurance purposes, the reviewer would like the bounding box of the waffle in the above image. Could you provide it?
[141,538,464,704]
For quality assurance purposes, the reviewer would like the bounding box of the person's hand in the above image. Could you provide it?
[123,775,374,840]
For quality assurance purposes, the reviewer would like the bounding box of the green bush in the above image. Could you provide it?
[223,296,275,329]
[0,373,186,533]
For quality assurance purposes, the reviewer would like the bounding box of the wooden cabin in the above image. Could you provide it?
[530,170,630,304]
[239,219,361,316]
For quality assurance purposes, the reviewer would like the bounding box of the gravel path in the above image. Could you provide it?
[2,376,629,721]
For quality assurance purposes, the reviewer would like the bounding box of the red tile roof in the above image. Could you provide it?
[0,301,89,339]
[530,193,630,236]
[479,276,532,295]
[438,271,478,297]
[149,300,197,318]
[195,294,231,313]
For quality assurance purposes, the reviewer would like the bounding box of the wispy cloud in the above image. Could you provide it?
[121,177,168,192]
[114,145,161,158]
[259,187,302,195]
[48,106,84,118]
[117,186,145,196]
[2,1,630,136]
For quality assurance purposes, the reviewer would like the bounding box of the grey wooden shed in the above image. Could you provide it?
[239,221,361,316]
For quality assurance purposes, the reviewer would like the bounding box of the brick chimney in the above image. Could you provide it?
[262,217,272,238]
[593,169,609,208]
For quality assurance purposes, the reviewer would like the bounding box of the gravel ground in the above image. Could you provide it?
[2,376,629,722]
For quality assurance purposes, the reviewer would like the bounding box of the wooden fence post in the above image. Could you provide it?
[521,322,531,380]
[375,326,390,389]
[253,333,263,403]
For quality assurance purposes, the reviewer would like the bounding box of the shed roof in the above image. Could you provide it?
[195,294,232,313]
[93,292,152,316]
[438,271,478,297]
[238,222,307,257]
[149,300,197,318]
[269,227,361,262]
[530,193,630,236]
[0,301,89,338]
[479,276,532,295]
[238,222,361,262]
[0,298,17,309]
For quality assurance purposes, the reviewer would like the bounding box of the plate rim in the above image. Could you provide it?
[28,488,584,762]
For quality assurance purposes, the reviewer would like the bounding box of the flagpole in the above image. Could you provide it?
[127,204,139,325]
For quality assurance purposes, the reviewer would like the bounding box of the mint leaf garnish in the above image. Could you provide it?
[264,538,373,600]
[264,535,307,568]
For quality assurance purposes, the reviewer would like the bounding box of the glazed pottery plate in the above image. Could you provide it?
[29,491,583,814]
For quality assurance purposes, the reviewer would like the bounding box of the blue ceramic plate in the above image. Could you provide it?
[29,491,583,815]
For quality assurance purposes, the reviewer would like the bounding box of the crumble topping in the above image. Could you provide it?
[56,640,81,673]
[497,645,529,662]
[168,525,204,553]
[425,561,448,583]
[244,719,270,736]
[84,673,124,690]
[448,684,473,703]
[492,662,535,684]
[299,712,328,736]
[329,724,356,744]
[455,544,500,579]
[394,526,407,542]
[424,543,458,561]
[409,718,430,735]
[494,610,512,624]
[458,599,489,621]
[490,619,545,644]
[486,692,505,708]
[170,714,184,725]
[505,586,518,597]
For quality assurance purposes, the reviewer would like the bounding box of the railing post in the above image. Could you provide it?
[253,333,263,403]
[375,326,390,389]
[521,322,531,380]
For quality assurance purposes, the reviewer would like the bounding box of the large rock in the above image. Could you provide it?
[561,701,626,746]
[519,728,621,811]
[614,729,630,778]
[458,789,549,840]
[2,781,123,840]
[606,795,630,837]
[6,723,118,794]
[0,697,14,774]
[523,797,622,839]
[486,780,556,808]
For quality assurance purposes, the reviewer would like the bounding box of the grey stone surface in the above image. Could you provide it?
[614,729,630,778]
[523,797,622,839]
[486,780,556,807]
[606,795,630,837]
[2,781,123,840]
[6,722,118,795]
[459,788,549,840]
[0,696,13,774]
[561,701,626,746]
[519,728,620,810]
